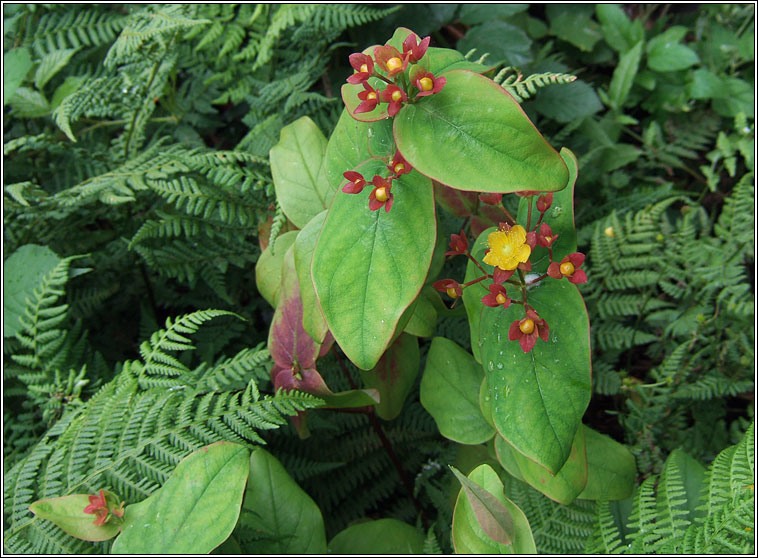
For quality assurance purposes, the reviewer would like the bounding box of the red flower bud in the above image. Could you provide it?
[508,310,549,353]
[547,252,587,283]
[445,229,469,255]
[433,278,462,299]
[368,175,394,212]
[479,193,503,206]
[402,34,430,63]
[347,53,374,84]
[342,171,366,194]
[482,283,511,308]
[388,151,412,177]
[536,223,556,248]
[537,192,553,213]
[380,84,407,116]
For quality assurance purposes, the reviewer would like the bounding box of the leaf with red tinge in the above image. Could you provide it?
[434,181,478,218]
[359,333,419,420]
[450,466,514,545]
[30,493,121,542]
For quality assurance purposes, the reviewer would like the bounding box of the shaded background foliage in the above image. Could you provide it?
[3,3,754,554]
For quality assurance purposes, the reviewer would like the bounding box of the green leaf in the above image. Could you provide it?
[29,492,121,542]
[457,21,533,67]
[386,29,494,74]
[8,86,50,118]
[532,78,603,123]
[480,279,592,474]
[324,108,395,192]
[608,41,643,110]
[312,159,435,370]
[451,465,536,554]
[270,117,332,228]
[687,68,724,100]
[4,47,32,105]
[393,70,568,194]
[255,230,298,308]
[328,518,424,554]
[510,425,588,505]
[494,435,525,482]
[547,4,603,52]
[714,78,754,118]
[294,211,329,343]
[462,227,491,364]
[112,442,249,554]
[403,286,438,337]
[517,147,578,273]
[458,4,529,25]
[321,388,379,409]
[237,448,327,554]
[341,76,390,123]
[359,333,419,420]
[595,4,645,53]
[578,426,638,501]
[34,47,79,90]
[647,26,699,72]
[50,75,86,110]
[420,337,495,444]
[4,244,61,337]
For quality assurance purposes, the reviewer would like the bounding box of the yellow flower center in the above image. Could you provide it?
[496,293,507,305]
[391,90,403,102]
[519,318,535,335]
[419,77,434,91]
[375,187,388,202]
[394,163,405,174]
[482,225,531,271]
[386,57,403,71]
[446,287,459,299]
[360,63,368,73]
[560,262,575,276]
[367,92,377,101]
[544,236,552,244]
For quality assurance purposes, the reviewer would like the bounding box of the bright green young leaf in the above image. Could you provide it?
[510,424,588,505]
[480,278,591,474]
[577,426,637,501]
[4,244,61,337]
[688,68,724,100]
[9,86,50,118]
[359,333,420,420]
[294,211,329,343]
[324,108,395,192]
[451,465,536,554]
[647,26,699,72]
[714,78,755,118]
[270,116,332,228]
[403,286,438,337]
[311,159,435,370]
[517,147,578,273]
[532,77,602,123]
[547,4,603,52]
[4,47,32,105]
[237,448,327,554]
[255,230,298,308]
[596,4,645,53]
[29,492,121,542]
[328,518,424,554]
[393,70,568,194]
[457,21,533,67]
[341,77,389,123]
[608,41,643,110]
[111,442,249,554]
[420,337,495,444]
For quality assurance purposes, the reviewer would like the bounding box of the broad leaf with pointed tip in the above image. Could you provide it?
[111,442,249,554]
[577,426,637,501]
[29,492,121,542]
[294,211,329,343]
[328,518,424,554]
[312,158,435,370]
[255,231,299,308]
[359,333,419,420]
[270,116,332,228]
[393,70,568,193]
[480,278,591,474]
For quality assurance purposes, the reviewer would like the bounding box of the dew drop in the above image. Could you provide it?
[487,361,494,372]
[496,362,504,370]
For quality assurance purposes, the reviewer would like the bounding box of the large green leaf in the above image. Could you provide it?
[328,518,424,554]
[461,227,492,364]
[402,286,438,337]
[237,448,327,554]
[294,211,329,343]
[255,231,299,308]
[4,47,32,105]
[312,159,435,370]
[270,116,332,228]
[359,333,419,420]
[111,442,249,554]
[595,4,645,54]
[647,26,699,72]
[393,70,568,194]
[4,244,61,337]
[324,108,395,192]
[451,464,536,554]
[516,147,579,273]
[420,337,495,444]
[457,21,533,67]
[479,278,591,474]
[577,426,636,501]
[608,41,643,110]
[509,424,588,505]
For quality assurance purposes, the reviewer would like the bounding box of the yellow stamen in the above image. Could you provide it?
[367,92,377,101]
[519,319,535,335]
[360,63,368,73]
[391,90,403,102]
[483,225,531,271]
[375,187,388,202]
[394,163,405,174]
[496,293,507,305]
[560,262,575,276]
[446,288,459,299]
[386,57,403,71]
[419,77,434,91]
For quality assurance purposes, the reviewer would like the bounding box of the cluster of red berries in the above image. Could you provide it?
[347,34,446,116]
[341,151,411,212]
[433,192,587,353]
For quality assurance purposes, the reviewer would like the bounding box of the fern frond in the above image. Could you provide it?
[495,67,578,103]
[26,7,127,56]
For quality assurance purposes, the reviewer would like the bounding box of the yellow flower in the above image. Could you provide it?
[483,225,531,271]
